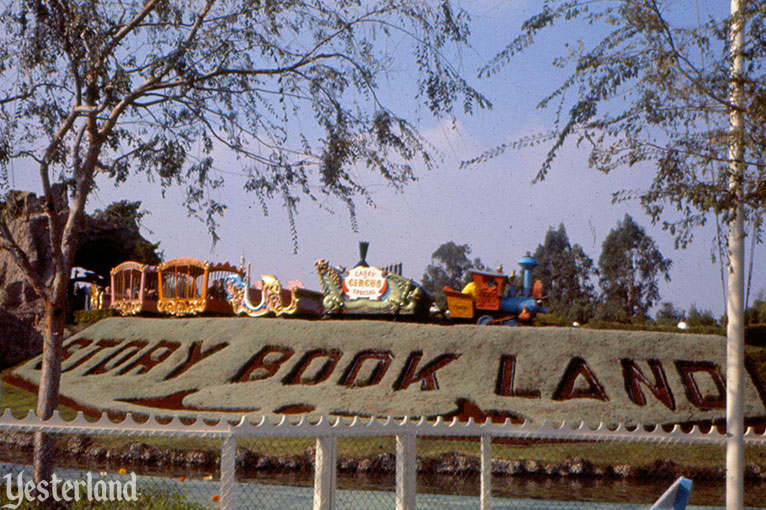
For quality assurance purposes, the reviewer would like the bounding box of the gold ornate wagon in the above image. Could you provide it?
[157,257,243,316]
[110,261,159,316]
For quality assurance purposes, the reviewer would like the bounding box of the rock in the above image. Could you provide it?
[564,456,594,476]
[184,450,215,466]
[523,459,541,474]
[492,459,523,476]
[338,458,358,472]
[274,457,300,471]
[612,464,632,477]
[373,452,396,472]
[356,458,373,472]
[1,192,161,368]
[0,285,44,370]
[121,442,162,463]
[0,431,34,449]
[236,448,260,468]
[644,459,680,479]
[255,457,275,470]
[65,435,94,455]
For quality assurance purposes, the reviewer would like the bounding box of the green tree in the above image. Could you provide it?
[745,290,766,325]
[597,215,672,321]
[469,0,763,502]
[686,304,718,327]
[469,2,765,246]
[77,200,162,277]
[0,0,487,483]
[532,224,595,323]
[421,241,485,309]
[655,301,684,324]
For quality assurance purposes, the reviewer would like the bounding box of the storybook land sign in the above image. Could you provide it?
[6,317,766,424]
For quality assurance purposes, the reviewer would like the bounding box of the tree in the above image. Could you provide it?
[0,0,487,484]
[655,301,684,324]
[78,200,162,277]
[468,1,764,505]
[686,304,718,327]
[531,224,596,323]
[597,215,672,321]
[421,241,485,309]
[745,290,766,325]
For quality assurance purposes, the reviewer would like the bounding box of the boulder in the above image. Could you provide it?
[1,192,160,368]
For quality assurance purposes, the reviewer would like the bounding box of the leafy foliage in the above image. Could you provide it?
[745,289,766,325]
[655,301,684,324]
[466,0,766,248]
[532,224,596,323]
[685,304,718,327]
[421,241,485,309]
[0,0,487,481]
[597,214,672,321]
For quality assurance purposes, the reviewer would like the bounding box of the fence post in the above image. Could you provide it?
[396,433,417,510]
[481,435,492,510]
[220,434,236,510]
[314,435,337,510]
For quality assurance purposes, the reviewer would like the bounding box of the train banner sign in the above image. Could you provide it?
[6,317,766,424]
[342,266,387,300]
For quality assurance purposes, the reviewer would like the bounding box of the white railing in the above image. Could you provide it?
[1,410,765,510]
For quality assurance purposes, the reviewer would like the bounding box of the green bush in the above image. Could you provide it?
[74,309,117,325]
[583,320,725,336]
[746,324,766,346]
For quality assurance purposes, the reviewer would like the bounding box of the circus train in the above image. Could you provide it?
[104,242,546,325]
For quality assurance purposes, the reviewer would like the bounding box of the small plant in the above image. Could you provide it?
[74,309,117,325]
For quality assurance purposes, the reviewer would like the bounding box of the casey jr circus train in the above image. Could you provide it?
[99,242,546,326]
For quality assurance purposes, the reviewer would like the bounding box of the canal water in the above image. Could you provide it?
[2,462,764,510]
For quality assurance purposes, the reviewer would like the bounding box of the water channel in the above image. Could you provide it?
[2,457,765,509]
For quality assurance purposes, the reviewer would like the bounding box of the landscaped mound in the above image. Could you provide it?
[6,317,765,425]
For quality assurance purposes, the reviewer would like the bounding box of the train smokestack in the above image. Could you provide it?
[517,253,539,297]
[356,241,370,267]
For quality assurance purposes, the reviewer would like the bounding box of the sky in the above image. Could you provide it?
[7,0,765,317]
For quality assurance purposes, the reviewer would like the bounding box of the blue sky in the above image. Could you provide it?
[8,0,765,317]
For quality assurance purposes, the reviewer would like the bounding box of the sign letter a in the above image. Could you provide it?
[553,357,608,401]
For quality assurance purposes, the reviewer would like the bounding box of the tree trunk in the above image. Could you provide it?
[726,0,746,509]
[33,300,65,484]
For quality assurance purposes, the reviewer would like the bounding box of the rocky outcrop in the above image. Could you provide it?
[0,190,63,368]
[0,191,160,368]
[0,309,43,370]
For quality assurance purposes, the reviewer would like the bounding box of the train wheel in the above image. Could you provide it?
[477,315,494,325]
[503,319,519,327]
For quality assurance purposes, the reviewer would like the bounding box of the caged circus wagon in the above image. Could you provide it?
[110,261,159,315]
[157,257,243,316]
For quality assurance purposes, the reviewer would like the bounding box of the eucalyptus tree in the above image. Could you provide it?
[532,224,596,323]
[421,241,485,309]
[467,1,764,505]
[0,0,487,483]
[597,215,671,321]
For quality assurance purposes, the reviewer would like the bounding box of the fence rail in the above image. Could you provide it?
[1,410,765,510]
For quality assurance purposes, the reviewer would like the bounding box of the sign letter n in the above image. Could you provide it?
[621,359,676,410]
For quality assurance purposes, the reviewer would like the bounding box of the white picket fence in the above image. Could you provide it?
[1,409,765,510]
